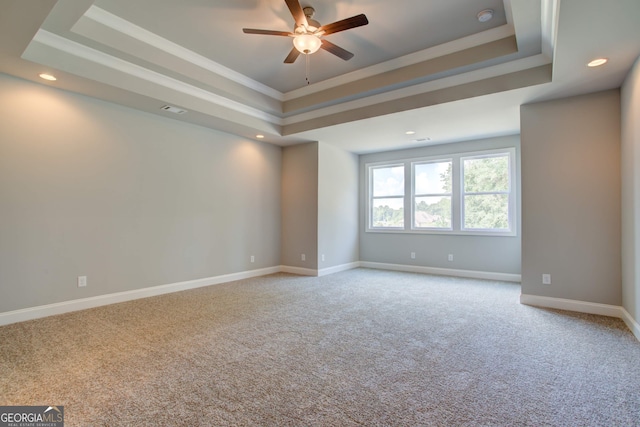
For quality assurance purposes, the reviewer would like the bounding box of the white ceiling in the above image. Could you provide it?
[1,0,639,153]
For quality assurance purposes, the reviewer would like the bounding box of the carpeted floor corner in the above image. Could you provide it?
[1,268,639,426]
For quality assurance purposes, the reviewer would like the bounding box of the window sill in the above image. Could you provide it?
[366,228,517,237]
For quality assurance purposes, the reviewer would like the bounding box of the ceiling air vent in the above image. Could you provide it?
[161,105,187,114]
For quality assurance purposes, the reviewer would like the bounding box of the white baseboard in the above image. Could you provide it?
[621,307,640,341]
[280,265,319,276]
[0,263,365,326]
[279,262,362,277]
[519,294,624,318]
[520,294,640,342]
[360,261,522,283]
[318,262,361,277]
[12,262,638,343]
[0,266,280,327]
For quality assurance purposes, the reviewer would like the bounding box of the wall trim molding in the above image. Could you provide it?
[519,294,623,317]
[30,30,283,125]
[318,262,361,277]
[520,294,640,341]
[621,307,640,341]
[279,265,319,276]
[7,263,636,344]
[81,6,284,101]
[360,261,522,282]
[0,267,280,327]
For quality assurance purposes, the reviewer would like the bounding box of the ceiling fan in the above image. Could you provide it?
[242,0,369,64]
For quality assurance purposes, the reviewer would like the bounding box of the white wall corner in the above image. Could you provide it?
[279,265,319,277]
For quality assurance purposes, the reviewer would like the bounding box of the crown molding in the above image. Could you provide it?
[284,25,516,102]
[29,29,283,125]
[282,53,551,126]
[83,5,284,101]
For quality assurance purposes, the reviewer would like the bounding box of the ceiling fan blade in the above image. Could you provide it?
[319,14,369,35]
[285,0,308,28]
[243,28,293,36]
[320,39,354,61]
[284,47,301,63]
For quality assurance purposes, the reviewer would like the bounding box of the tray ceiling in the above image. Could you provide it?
[1,0,639,152]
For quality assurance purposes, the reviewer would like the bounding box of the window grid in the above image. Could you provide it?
[461,153,512,232]
[366,148,516,236]
[369,164,405,229]
[412,160,453,230]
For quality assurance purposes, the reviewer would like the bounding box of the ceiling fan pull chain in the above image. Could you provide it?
[305,53,311,85]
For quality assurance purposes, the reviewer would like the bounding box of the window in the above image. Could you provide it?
[462,153,512,231]
[369,164,404,229]
[413,160,452,229]
[366,148,516,235]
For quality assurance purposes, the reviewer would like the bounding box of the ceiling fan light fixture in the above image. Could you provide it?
[293,34,322,54]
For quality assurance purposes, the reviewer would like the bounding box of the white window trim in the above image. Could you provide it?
[411,158,453,231]
[365,148,517,236]
[460,148,516,236]
[368,163,405,231]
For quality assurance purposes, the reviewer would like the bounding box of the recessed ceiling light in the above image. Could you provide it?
[587,58,608,67]
[477,9,494,23]
[405,131,416,135]
[256,134,265,139]
[39,73,57,81]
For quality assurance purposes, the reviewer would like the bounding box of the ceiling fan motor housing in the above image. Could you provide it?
[298,7,320,33]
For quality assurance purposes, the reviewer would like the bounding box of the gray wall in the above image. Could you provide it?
[622,55,640,321]
[359,135,521,275]
[318,142,359,269]
[520,90,621,305]
[281,142,318,269]
[0,73,282,313]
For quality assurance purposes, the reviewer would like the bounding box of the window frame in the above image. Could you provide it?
[459,147,516,236]
[365,148,517,236]
[368,163,406,231]
[411,158,453,231]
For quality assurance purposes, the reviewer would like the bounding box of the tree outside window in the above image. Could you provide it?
[462,154,510,231]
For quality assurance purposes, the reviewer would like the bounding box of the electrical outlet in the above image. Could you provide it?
[301,254,306,261]
[542,274,551,285]
[78,276,87,288]
[411,252,416,259]
[250,255,255,263]
[448,254,454,262]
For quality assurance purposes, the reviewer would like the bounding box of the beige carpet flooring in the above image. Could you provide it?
[1,269,639,426]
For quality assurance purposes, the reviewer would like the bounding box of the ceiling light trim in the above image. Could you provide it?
[38,73,57,81]
[29,29,283,125]
[82,6,284,101]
